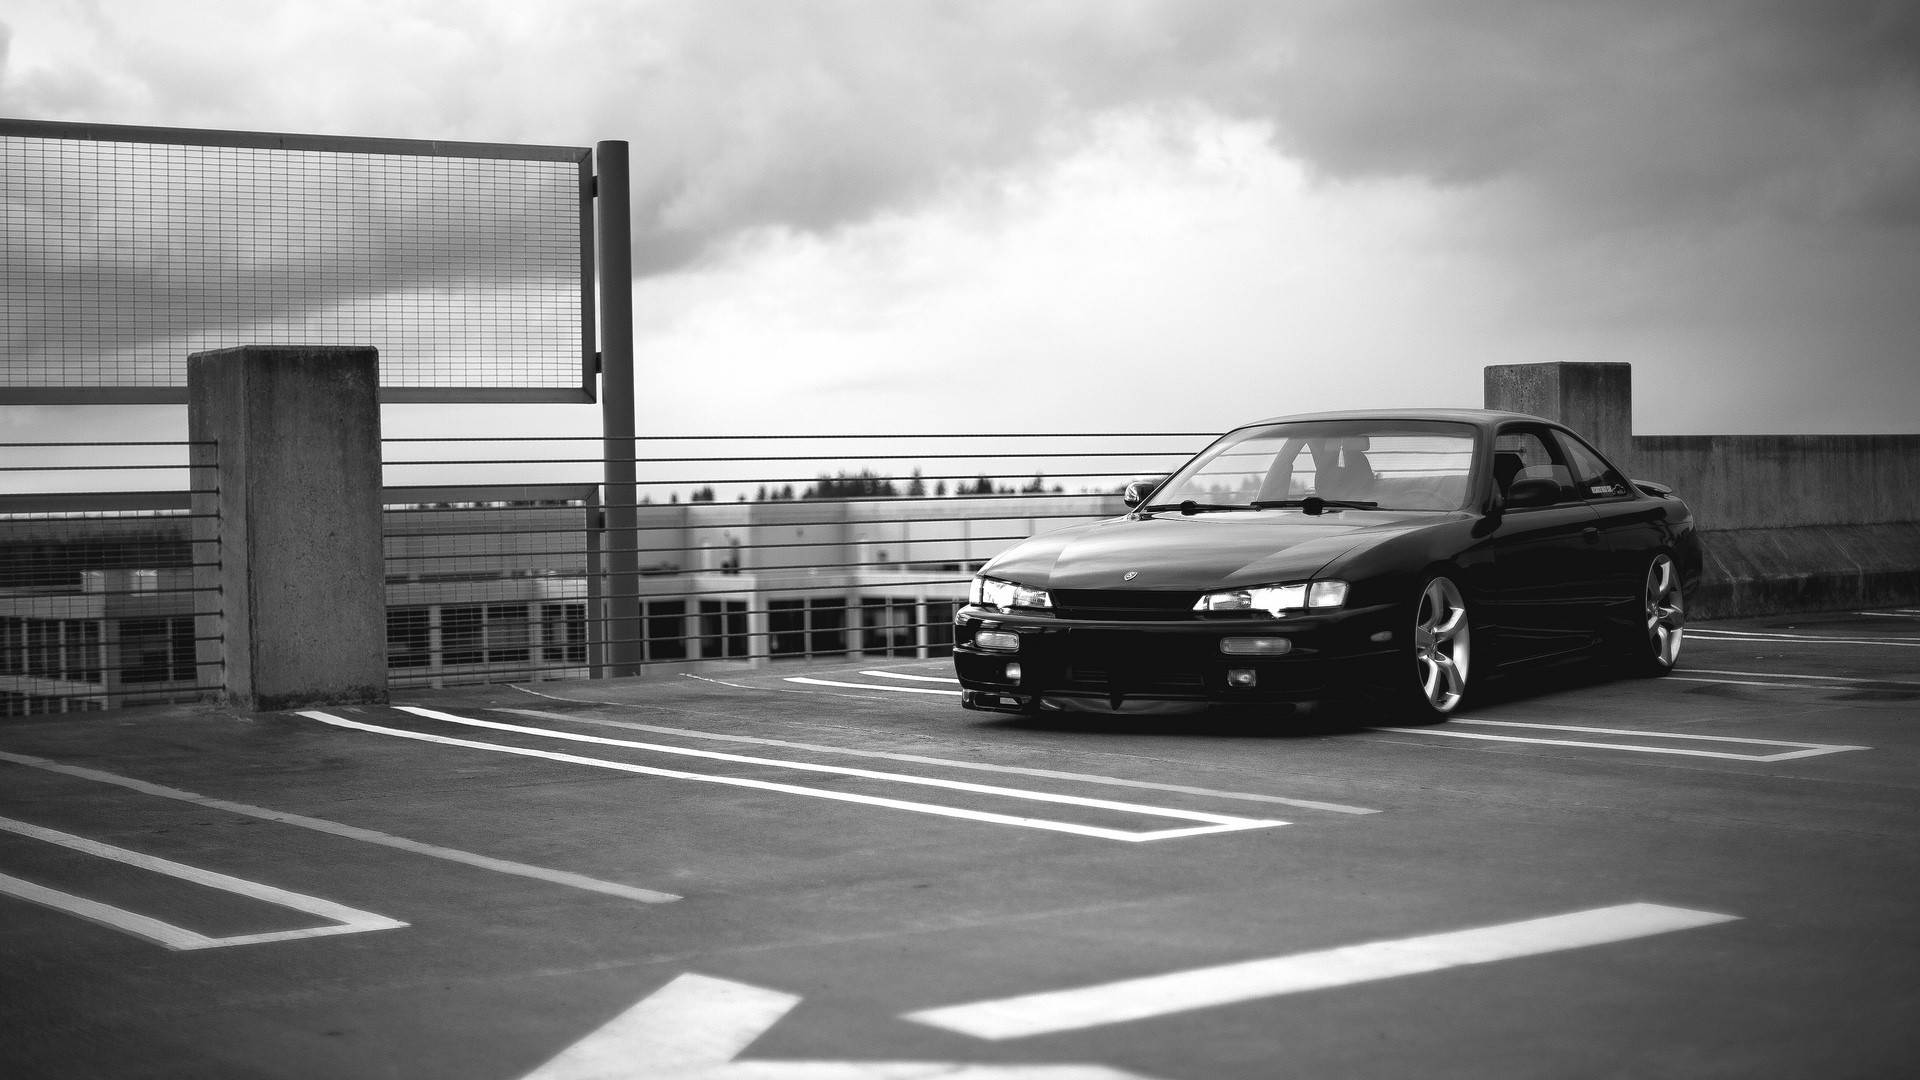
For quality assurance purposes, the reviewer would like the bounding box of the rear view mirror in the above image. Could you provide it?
[1122,477,1166,508]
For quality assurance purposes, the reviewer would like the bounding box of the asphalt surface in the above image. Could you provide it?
[2,609,1917,1079]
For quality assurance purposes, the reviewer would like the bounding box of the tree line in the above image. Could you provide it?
[665,469,1069,504]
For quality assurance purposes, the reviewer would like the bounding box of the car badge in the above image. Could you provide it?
[1123,570,1139,581]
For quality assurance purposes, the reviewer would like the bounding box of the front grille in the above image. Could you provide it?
[1051,589,1200,621]
[1062,629,1211,696]
[1066,667,1207,694]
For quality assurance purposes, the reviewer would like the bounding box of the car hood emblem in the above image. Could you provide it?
[1123,570,1139,581]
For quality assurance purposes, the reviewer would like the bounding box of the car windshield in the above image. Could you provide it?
[1148,420,1478,512]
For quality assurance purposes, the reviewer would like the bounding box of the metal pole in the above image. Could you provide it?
[596,141,642,676]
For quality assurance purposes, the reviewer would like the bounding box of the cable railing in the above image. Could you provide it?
[2,432,1215,706]
[0,442,221,715]
[375,433,1211,689]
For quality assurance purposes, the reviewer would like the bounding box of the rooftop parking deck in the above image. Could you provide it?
[3,608,1916,1079]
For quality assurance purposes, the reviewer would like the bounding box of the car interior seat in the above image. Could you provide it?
[1319,439,1376,500]
[1493,451,1525,496]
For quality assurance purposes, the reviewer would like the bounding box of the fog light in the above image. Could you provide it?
[1005,662,1022,683]
[1221,636,1292,657]
[1227,668,1258,688]
[975,630,1020,652]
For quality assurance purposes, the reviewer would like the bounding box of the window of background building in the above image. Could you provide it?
[922,601,957,657]
[541,602,587,665]
[1,618,21,676]
[27,619,52,677]
[60,620,101,683]
[860,597,917,658]
[441,606,484,666]
[698,600,749,659]
[485,603,531,665]
[387,608,432,668]
[807,598,847,657]
[1,691,106,717]
[121,616,193,683]
[769,600,806,656]
[644,600,687,661]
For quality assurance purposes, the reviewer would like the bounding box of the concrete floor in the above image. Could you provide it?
[2,609,1916,1079]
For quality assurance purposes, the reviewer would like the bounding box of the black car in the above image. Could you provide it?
[953,409,1699,722]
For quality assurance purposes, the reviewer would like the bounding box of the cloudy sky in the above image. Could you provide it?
[3,0,1918,450]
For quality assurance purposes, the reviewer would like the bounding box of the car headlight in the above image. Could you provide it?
[970,575,1053,611]
[1193,580,1347,616]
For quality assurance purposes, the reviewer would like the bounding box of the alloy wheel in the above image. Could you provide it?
[1413,575,1471,714]
[1644,553,1685,670]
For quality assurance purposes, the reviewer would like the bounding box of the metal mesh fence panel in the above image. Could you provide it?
[2,120,593,403]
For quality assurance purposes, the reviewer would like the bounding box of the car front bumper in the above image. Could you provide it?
[952,602,1401,715]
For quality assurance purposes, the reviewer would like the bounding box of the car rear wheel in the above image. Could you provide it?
[1625,552,1685,676]
[1398,574,1472,722]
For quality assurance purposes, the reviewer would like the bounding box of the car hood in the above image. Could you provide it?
[983,510,1444,591]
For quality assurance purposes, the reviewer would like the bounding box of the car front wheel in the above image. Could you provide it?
[1396,574,1472,722]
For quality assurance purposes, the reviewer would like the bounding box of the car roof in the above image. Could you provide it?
[1231,408,1557,433]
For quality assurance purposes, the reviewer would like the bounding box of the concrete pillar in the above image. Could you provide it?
[1484,362,1635,470]
[189,346,388,711]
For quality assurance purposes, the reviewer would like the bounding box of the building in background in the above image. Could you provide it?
[1,493,1115,713]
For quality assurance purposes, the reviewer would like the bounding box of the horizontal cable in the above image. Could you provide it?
[405,507,1111,531]
[0,585,221,600]
[0,441,211,448]
[383,449,1197,466]
[1,463,200,472]
[380,432,1216,443]
[398,578,973,605]
[389,469,1151,490]
[384,533,1031,562]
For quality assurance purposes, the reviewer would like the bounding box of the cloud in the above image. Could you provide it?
[590,0,1920,268]
[1240,1,1920,232]
[8,1,1918,263]
[4,0,1918,437]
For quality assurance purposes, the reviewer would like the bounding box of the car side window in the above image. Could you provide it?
[1492,428,1577,507]
[1550,432,1633,500]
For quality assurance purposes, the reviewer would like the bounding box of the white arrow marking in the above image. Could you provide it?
[521,973,1159,1080]
[908,902,1740,1040]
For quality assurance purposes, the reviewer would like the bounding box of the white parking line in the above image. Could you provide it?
[302,710,1287,843]
[1683,668,1897,684]
[1691,628,1920,648]
[1670,676,1852,690]
[0,749,679,904]
[861,670,961,683]
[1668,668,1920,692]
[1379,718,1866,761]
[785,676,960,695]
[496,707,1381,815]
[0,816,406,950]
[908,902,1740,1040]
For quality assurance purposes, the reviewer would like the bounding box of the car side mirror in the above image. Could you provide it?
[1122,477,1166,509]
[1505,477,1561,509]
[1633,478,1674,498]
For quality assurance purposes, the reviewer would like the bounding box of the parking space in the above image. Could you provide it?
[1,611,1915,1078]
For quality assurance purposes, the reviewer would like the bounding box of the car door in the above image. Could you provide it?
[1478,424,1610,661]
[1548,427,1667,629]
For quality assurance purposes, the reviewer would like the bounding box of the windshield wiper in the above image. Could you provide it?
[1249,497,1379,516]
[1141,500,1247,516]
